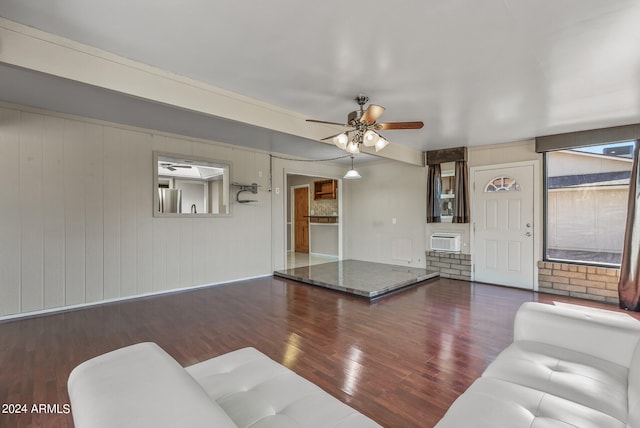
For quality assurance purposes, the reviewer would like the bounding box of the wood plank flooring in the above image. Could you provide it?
[0,276,636,428]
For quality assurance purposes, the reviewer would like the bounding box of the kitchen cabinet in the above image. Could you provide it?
[313,179,337,200]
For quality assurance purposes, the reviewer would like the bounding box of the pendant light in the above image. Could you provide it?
[343,155,361,180]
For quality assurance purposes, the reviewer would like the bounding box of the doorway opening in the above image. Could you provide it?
[286,173,342,269]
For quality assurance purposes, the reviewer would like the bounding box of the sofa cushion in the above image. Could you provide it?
[627,340,640,428]
[482,340,629,423]
[186,347,381,428]
[68,342,237,428]
[435,377,625,428]
[514,302,640,368]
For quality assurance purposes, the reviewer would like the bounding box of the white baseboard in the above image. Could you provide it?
[309,252,339,259]
[0,273,272,322]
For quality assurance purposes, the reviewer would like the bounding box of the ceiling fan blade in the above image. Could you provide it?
[360,104,385,124]
[306,119,349,127]
[321,132,348,141]
[374,121,424,131]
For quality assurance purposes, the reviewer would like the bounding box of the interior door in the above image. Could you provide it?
[294,187,309,253]
[473,163,535,289]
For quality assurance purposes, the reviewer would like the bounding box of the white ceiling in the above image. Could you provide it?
[1,0,640,161]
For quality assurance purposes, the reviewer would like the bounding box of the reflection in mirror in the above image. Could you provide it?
[153,152,230,216]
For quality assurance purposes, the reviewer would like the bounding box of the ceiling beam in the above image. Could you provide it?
[0,18,424,166]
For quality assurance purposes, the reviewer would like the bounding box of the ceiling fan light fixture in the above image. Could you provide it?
[346,141,360,154]
[363,129,380,147]
[333,132,348,150]
[374,137,389,152]
[307,95,423,155]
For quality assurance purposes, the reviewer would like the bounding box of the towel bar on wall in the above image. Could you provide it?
[232,182,260,203]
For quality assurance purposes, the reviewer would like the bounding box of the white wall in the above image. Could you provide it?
[309,224,339,256]
[469,139,539,166]
[0,105,272,317]
[346,159,427,267]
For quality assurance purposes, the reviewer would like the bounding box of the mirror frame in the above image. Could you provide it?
[153,151,232,218]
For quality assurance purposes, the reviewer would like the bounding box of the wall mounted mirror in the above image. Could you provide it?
[153,152,230,217]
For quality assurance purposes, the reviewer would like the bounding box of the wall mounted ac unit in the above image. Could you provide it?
[430,232,462,252]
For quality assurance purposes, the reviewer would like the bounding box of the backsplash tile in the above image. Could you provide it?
[311,199,338,216]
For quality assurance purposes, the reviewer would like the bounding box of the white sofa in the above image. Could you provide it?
[435,302,640,428]
[68,343,381,428]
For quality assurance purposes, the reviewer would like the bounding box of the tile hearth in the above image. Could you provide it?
[274,259,439,299]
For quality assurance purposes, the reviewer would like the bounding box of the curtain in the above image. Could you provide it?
[452,160,470,223]
[427,164,442,223]
[619,143,640,311]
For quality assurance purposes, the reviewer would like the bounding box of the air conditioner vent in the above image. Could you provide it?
[430,232,461,252]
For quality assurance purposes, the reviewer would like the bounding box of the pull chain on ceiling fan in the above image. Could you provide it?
[306,95,424,154]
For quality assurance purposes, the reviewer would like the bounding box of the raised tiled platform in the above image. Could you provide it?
[274,259,439,299]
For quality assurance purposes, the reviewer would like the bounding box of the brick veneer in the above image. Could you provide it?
[426,251,472,280]
[537,261,620,304]
[426,255,621,303]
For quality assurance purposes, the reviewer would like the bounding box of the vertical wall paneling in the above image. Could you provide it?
[63,120,86,306]
[179,220,193,287]
[0,107,21,315]
[151,218,167,291]
[255,153,272,274]
[191,218,207,286]
[164,218,181,289]
[136,133,153,294]
[0,105,277,317]
[19,112,45,312]
[270,157,286,272]
[204,220,220,282]
[42,115,66,309]
[102,127,122,299]
[119,129,139,297]
[84,123,104,303]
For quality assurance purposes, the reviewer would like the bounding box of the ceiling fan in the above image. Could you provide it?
[159,162,192,172]
[306,95,424,154]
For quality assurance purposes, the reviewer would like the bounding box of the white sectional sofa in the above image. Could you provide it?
[68,302,640,428]
[67,343,381,428]
[435,302,640,428]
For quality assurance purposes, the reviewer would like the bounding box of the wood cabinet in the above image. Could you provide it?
[313,179,337,200]
[306,215,338,223]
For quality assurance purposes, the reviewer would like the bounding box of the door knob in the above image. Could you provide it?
[526,223,532,228]
[525,232,532,237]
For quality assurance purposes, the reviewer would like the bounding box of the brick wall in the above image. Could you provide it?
[537,261,620,304]
[426,251,472,280]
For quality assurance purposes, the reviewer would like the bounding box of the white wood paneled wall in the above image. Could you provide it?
[0,106,271,317]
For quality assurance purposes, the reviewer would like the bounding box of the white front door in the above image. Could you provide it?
[472,162,536,289]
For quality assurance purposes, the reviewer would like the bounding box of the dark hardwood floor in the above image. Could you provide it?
[1,276,637,428]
